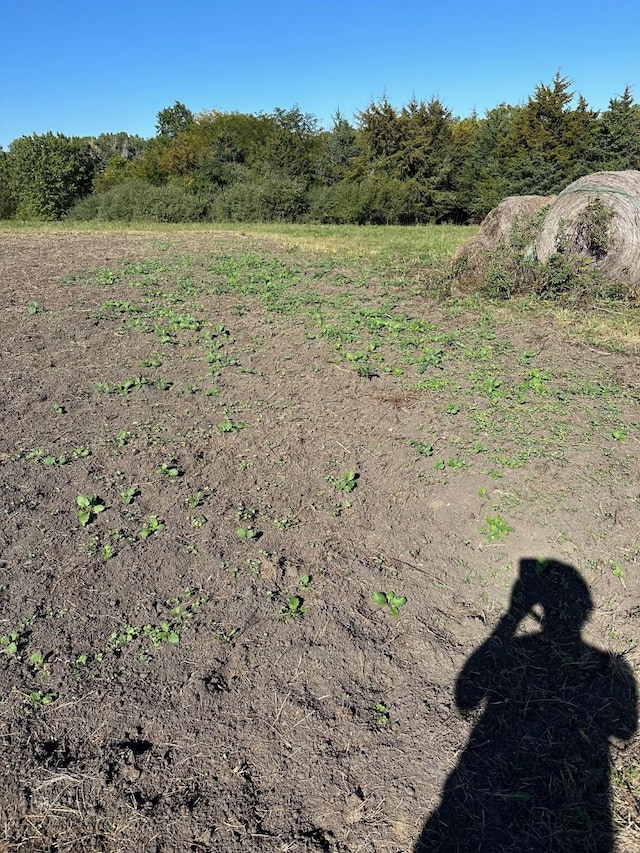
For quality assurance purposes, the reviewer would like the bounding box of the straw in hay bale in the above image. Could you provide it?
[536,170,640,290]
[452,195,553,287]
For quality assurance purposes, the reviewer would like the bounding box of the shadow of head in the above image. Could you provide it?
[516,557,593,635]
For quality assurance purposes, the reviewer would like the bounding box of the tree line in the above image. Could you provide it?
[2,73,640,225]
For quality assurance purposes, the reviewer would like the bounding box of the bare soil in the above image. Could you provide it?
[0,230,639,852]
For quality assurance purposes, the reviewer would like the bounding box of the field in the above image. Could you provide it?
[1,225,639,852]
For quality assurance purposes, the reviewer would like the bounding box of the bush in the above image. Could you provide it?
[210,174,308,222]
[68,180,208,222]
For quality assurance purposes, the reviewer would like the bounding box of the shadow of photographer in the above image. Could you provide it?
[415,558,638,853]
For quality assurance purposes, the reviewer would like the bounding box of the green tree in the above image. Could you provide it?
[597,86,640,170]
[155,101,194,139]
[8,133,95,219]
[500,73,597,194]
[0,148,17,218]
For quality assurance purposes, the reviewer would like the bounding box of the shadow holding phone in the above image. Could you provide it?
[414,558,638,853]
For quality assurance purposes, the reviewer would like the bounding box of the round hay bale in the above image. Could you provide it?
[452,195,554,289]
[535,171,640,291]
[466,195,556,253]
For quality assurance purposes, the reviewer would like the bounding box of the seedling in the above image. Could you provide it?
[376,702,390,727]
[481,514,514,541]
[281,595,307,620]
[102,543,116,561]
[53,404,66,414]
[120,485,138,505]
[144,622,180,648]
[157,461,181,477]
[27,691,56,710]
[72,445,91,459]
[114,430,131,447]
[140,515,165,539]
[409,439,433,458]
[273,516,299,531]
[218,416,245,433]
[298,574,311,589]
[186,489,209,508]
[326,469,359,493]
[29,651,48,673]
[76,494,105,526]
[27,300,41,315]
[372,590,407,618]
[0,632,19,657]
[236,527,256,541]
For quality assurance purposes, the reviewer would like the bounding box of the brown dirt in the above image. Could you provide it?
[0,230,639,853]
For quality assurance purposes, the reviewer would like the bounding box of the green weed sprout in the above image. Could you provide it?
[372,590,407,618]
[76,494,105,526]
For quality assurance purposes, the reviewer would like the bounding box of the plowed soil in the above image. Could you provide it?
[1,229,639,852]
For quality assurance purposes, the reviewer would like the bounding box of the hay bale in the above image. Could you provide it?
[452,195,553,288]
[535,171,640,290]
[466,195,555,253]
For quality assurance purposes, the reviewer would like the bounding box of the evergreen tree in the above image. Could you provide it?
[597,86,640,170]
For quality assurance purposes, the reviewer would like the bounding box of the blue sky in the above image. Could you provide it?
[2,0,639,149]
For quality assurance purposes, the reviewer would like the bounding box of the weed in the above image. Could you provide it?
[281,595,307,620]
[326,469,359,492]
[120,485,138,505]
[28,651,48,674]
[27,691,56,711]
[376,702,390,727]
[140,515,165,539]
[76,494,105,526]
[72,445,91,459]
[218,416,246,433]
[114,430,131,447]
[102,542,116,561]
[188,515,206,528]
[372,590,407,618]
[273,516,299,531]
[298,574,311,589]
[27,300,41,315]
[409,439,434,458]
[236,527,257,541]
[481,514,514,541]
[157,460,181,477]
[144,622,180,648]
[186,488,210,508]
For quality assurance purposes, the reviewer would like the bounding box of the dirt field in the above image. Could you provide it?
[1,229,639,852]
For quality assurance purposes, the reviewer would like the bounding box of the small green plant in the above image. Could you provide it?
[102,542,116,561]
[409,439,434,458]
[28,651,48,673]
[53,404,66,414]
[157,461,181,477]
[298,574,311,589]
[281,595,307,620]
[27,690,56,710]
[236,527,256,541]
[120,485,138,505]
[76,494,105,526]
[114,429,131,446]
[72,445,91,459]
[218,416,246,433]
[188,515,206,528]
[140,515,165,539]
[186,488,209,508]
[144,622,180,648]
[376,702,390,727]
[372,590,407,618]
[27,300,41,315]
[326,469,359,493]
[273,516,299,531]
[0,632,19,657]
[481,514,514,541]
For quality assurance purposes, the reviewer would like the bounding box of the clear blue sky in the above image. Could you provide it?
[2,0,639,149]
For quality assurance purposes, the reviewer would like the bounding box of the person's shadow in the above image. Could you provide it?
[414,558,638,853]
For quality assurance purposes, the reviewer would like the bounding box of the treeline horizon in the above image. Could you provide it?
[2,73,640,225]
